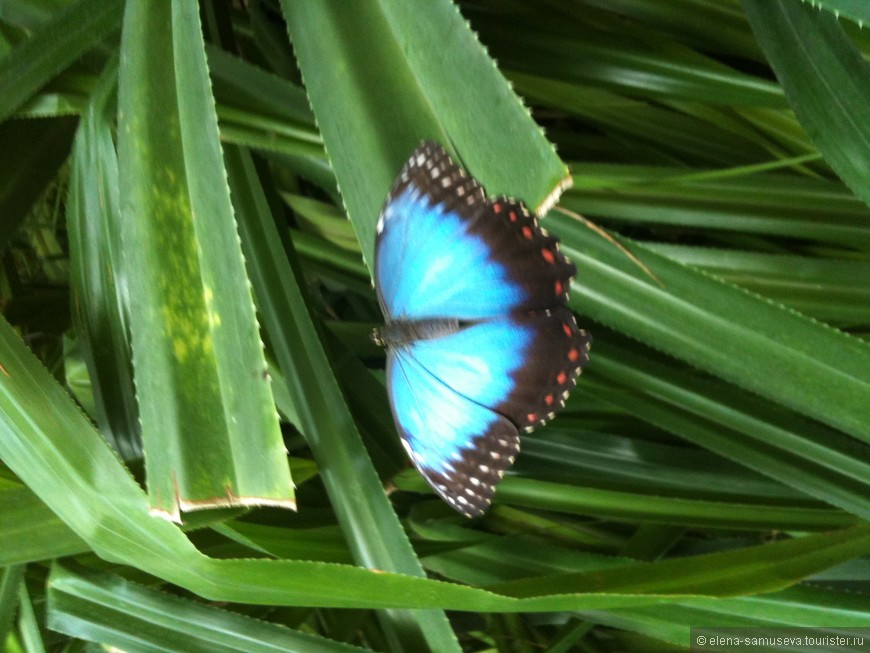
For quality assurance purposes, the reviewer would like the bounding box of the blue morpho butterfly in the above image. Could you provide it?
[372,142,591,518]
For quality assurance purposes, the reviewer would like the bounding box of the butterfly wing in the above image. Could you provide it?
[375,141,575,321]
[388,310,591,516]
[388,346,520,518]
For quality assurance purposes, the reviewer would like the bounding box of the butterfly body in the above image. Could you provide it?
[374,142,591,517]
[372,318,463,348]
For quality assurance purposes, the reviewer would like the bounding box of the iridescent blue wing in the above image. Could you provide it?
[388,349,519,518]
[374,141,575,321]
[388,308,591,516]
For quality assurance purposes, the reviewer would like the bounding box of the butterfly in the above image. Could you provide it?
[372,142,591,517]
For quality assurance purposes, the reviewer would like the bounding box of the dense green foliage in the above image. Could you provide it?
[1,0,869,651]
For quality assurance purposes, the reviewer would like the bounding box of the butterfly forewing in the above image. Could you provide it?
[375,142,575,320]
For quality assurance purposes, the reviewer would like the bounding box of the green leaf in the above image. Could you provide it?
[582,339,870,519]
[396,470,851,531]
[117,0,292,519]
[282,0,569,275]
[67,58,141,460]
[48,562,370,653]
[497,479,850,531]
[16,580,45,653]
[551,214,870,443]
[469,2,784,107]
[0,0,123,123]
[795,0,870,25]
[643,244,870,326]
[564,164,870,250]
[0,565,24,645]
[511,74,775,168]
[576,0,764,62]
[743,0,870,209]
[0,486,86,566]
[518,430,812,503]
[486,523,870,598]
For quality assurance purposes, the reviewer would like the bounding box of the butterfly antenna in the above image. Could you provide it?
[553,205,664,288]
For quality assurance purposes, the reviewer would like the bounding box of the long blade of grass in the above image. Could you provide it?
[47,562,370,653]
[467,2,784,107]
[644,244,870,326]
[67,59,140,460]
[743,0,870,209]
[16,580,45,653]
[551,214,870,444]
[807,0,870,23]
[582,339,870,518]
[0,0,123,122]
[117,0,292,519]
[0,564,24,646]
[0,486,86,566]
[564,164,870,250]
[395,470,850,531]
[510,74,775,168]
[282,0,569,275]
[486,523,870,597]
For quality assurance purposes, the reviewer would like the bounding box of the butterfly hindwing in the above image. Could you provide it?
[493,307,592,431]
[387,348,519,518]
[387,311,590,514]
[375,142,575,320]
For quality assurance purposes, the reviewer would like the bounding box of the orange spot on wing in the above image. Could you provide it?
[522,226,533,239]
[541,248,555,264]
[509,210,517,222]
[544,394,554,406]
[562,322,572,337]
[554,280,563,295]
[568,348,579,362]
[556,371,567,384]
